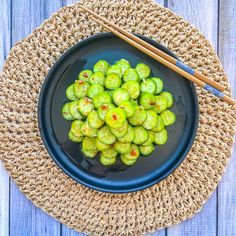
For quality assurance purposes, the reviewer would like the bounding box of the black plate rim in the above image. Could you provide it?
[38,32,199,193]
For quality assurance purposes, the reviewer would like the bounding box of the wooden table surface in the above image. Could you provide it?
[0,0,235,235]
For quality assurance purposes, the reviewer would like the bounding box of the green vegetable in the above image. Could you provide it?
[154,95,168,114]
[77,97,93,116]
[139,93,156,109]
[151,77,164,94]
[87,110,104,129]
[97,103,115,121]
[66,84,77,101]
[70,120,83,138]
[82,148,97,158]
[115,59,131,75]
[119,100,135,118]
[142,131,155,146]
[160,109,176,126]
[154,128,168,145]
[69,101,83,120]
[97,126,116,145]
[105,107,126,129]
[110,121,128,138]
[122,144,140,160]
[160,91,174,107]
[123,68,140,82]
[121,81,140,99]
[140,144,155,156]
[82,136,96,150]
[118,125,135,143]
[128,106,147,126]
[74,80,89,98]
[105,73,122,89]
[135,63,151,80]
[140,79,156,94]
[143,110,158,130]
[78,70,93,82]
[102,147,118,158]
[114,141,132,154]
[87,84,104,99]
[89,71,105,85]
[95,138,110,151]
[133,126,149,145]
[120,155,137,165]
[93,92,112,108]
[106,65,122,77]
[68,131,83,142]
[62,103,74,120]
[62,59,176,166]
[81,120,98,137]
[152,115,165,133]
[112,88,130,105]
[100,155,116,165]
[93,60,110,74]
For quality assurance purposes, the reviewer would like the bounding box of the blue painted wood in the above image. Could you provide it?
[217,1,236,236]
[0,0,11,235]
[10,1,62,236]
[167,0,218,235]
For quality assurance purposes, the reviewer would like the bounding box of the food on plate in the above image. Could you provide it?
[62,59,176,166]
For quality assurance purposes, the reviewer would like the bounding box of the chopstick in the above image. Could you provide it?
[80,5,224,92]
[79,6,235,105]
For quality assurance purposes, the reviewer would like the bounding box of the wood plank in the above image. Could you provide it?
[10,1,62,236]
[0,0,11,235]
[0,0,11,68]
[0,163,9,236]
[217,1,236,235]
[167,0,218,235]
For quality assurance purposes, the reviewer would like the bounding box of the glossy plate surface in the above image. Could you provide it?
[38,33,199,193]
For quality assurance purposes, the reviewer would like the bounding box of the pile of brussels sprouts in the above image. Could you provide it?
[62,59,176,166]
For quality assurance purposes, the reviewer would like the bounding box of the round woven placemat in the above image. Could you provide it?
[0,0,235,235]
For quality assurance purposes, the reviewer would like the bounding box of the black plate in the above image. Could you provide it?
[38,33,199,193]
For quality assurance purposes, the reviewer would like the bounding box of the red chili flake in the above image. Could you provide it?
[84,98,91,103]
[131,150,137,156]
[79,81,84,84]
[101,104,108,110]
[83,73,88,78]
[112,114,118,120]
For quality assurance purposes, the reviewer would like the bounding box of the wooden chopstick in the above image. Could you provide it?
[80,6,235,105]
[80,5,224,92]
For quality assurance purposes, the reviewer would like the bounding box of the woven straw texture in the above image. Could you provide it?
[0,0,235,235]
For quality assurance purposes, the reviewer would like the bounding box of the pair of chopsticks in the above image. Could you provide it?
[79,5,235,105]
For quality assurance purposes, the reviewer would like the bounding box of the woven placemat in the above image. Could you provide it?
[0,0,235,235]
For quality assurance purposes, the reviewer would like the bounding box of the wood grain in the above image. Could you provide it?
[217,0,236,235]
[167,0,218,234]
[0,0,11,235]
